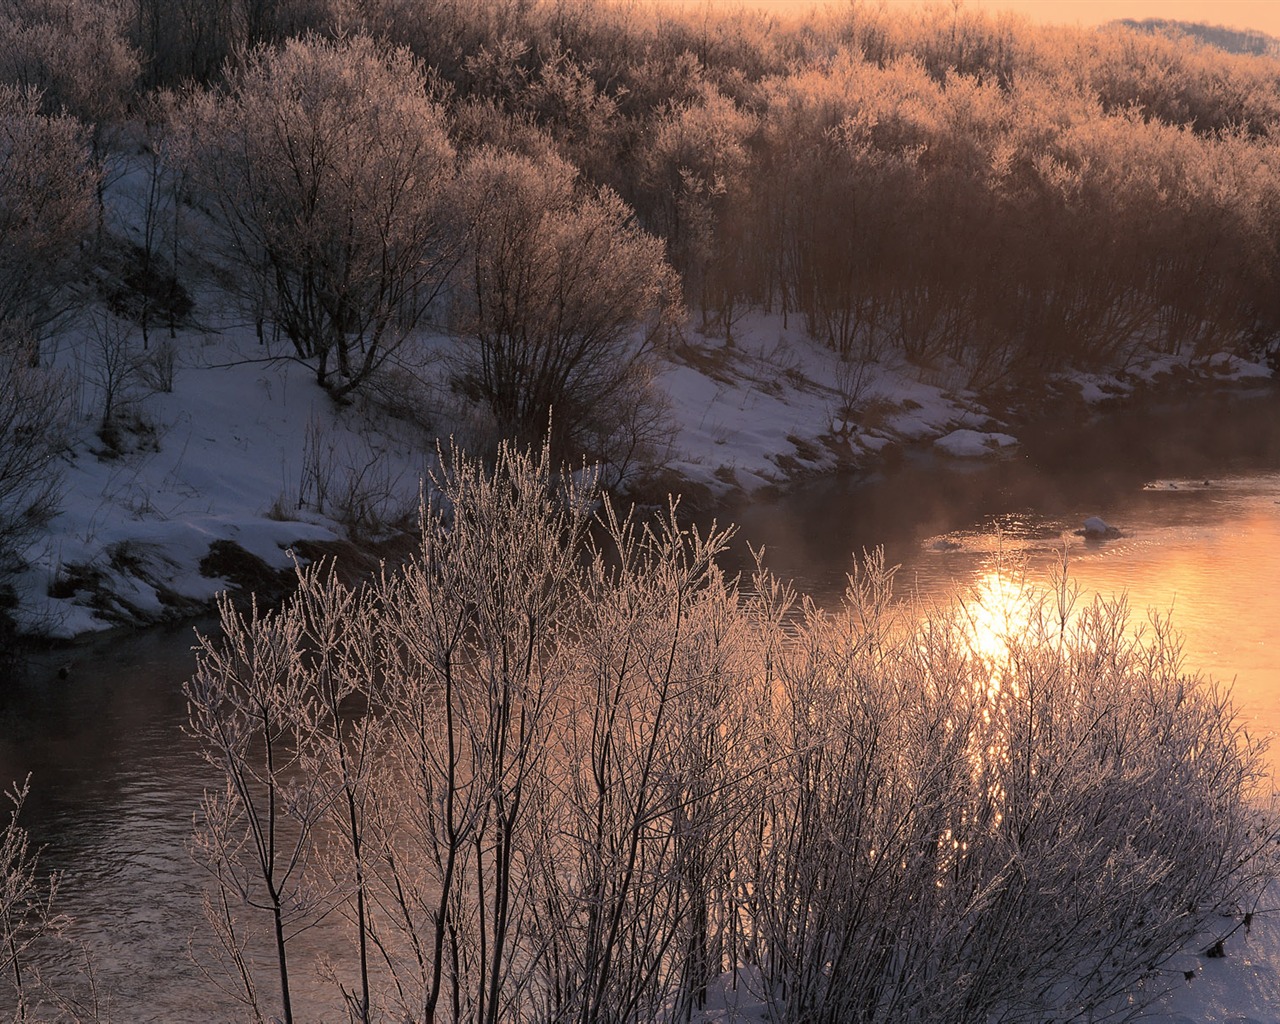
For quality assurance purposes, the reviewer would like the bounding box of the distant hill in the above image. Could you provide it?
[1112,18,1279,56]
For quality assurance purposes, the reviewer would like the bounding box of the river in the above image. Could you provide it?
[733,385,1280,739]
[1,384,1277,1019]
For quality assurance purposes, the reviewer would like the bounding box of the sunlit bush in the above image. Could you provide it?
[175,33,457,400]
[187,443,1275,1024]
[447,149,680,469]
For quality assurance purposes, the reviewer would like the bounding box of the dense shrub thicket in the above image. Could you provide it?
[2,0,1280,478]
[108,0,1280,381]
[171,444,1273,1023]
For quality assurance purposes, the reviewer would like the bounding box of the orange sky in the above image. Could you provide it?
[706,0,1280,37]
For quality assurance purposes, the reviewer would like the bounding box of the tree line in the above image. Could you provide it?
[116,0,1280,380]
[5,0,1280,416]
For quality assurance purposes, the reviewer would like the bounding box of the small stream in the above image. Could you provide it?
[2,384,1277,1019]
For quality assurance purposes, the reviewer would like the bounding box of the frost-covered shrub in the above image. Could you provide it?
[0,0,137,127]
[187,444,1274,1024]
[176,33,456,399]
[448,149,680,468]
[0,777,68,1018]
[747,568,1273,1023]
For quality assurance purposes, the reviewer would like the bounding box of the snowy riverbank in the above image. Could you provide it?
[696,880,1280,1023]
[6,306,1273,642]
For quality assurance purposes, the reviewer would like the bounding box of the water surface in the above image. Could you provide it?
[733,387,1280,742]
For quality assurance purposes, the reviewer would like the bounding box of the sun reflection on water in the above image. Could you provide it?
[955,569,1043,668]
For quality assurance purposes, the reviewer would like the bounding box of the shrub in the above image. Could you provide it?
[0,777,67,1018]
[0,327,72,576]
[448,149,681,466]
[187,444,1274,1024]
[746,564,1273,1022]
[176,33,457,400]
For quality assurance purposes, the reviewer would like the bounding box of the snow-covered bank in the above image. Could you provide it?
[657,314,1000,497]
[657,314,1273,503]
[0,308,1016,639]
[691,881,1280,1024]
[9,326,433,639]
[6,304,1274,641]
[1149,880,1280,1024]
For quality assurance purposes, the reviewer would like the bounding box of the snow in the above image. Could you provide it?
[1065,350,1273,402]
[1077,375,1120,403]
[658,313,992,495]
[1144,885,1280,1024]
[689,886,1280,1024]
[12,298,1020,637]
[1207,352,1274,380]
[1082,515,1112,536]
[16,301,1277,638]
[10,328,431,637]
[691,885,1280,1018]
[933,428,1019,458]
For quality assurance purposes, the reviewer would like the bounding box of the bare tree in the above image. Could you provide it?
[119,92,189,348]
[176,33,457,399]
[448,148,681,463]
[530,500,757,1024]
[636,84,757,342]
[186,594,330,1024]
[0,0,139,188]
[289,563,381,1024]
[369,440,594,1024]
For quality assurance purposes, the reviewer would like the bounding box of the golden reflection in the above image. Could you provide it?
[955,569,1039,670]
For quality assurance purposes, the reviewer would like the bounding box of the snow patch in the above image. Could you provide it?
[660,313,980,497]
[933,429,1019,458]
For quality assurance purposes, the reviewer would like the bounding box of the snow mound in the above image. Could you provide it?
[933,429,1018,458]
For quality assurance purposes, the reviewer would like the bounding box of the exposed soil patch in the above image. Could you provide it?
[198,540,297,609]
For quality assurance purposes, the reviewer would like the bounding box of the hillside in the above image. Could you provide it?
[1113,18,1279,55]
[7,0,1280,637]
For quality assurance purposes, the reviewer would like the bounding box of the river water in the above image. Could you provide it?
[1,385,1277,1019]
[733,386,1280,739]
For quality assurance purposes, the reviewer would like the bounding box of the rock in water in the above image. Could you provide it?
[1082,516,1112,537]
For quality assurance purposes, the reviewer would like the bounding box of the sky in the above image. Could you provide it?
[716,0,1280,38]
[960,0,1280,35]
